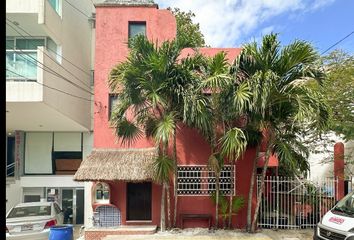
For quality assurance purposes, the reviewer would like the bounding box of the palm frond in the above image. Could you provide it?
[219,127,247,161]
[115,118,143,147]
[153,155,175,184]
[154,112,177,144]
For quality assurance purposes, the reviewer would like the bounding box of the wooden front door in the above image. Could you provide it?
[127,182,152,221]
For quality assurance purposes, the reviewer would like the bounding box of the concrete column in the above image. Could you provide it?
[334,142,345,201]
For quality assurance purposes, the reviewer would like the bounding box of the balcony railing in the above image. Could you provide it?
[6,162,15,177]
[6,50,38,81]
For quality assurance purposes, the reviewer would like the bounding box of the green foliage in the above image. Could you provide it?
[321,50,354,141]
[232,195,245,214]
[168,7,205,48]
[210,192,245,223]
[219,127,247,160]
[235,33,330,175]
[153,155,175,184]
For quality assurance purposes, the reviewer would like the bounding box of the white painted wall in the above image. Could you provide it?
[6,180,22,214]
[6,0,40,13]
[6,0,93,131]
[25,132,53,174]
[308,133,354,181]
[83,132,94,226]
[6,82,43,102]
[20,176,85,188]
[42,0,62,43]
[54,132,81,151]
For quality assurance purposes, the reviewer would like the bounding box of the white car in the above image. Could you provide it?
[314,190,354,240]
[6,201,64,240]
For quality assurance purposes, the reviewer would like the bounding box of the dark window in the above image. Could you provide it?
[6,136,15,177]
[24,195,41,202]
[16,39,45,50]
[6,38,14,50]
[128,22,146,40]
[108,94,119,120]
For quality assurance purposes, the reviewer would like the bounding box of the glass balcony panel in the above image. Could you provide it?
[6,51,37,81]
[16,39,45,50]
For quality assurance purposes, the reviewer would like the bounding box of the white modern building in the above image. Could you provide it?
[6,0,96,226]
[308,133,354,193]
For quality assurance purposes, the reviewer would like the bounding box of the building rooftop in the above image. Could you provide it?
[96,0,157,7]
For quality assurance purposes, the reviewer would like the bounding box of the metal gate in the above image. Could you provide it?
[257,176,339,229]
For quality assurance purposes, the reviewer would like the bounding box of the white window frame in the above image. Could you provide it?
[93,182,110,204]
[176,165,235,196]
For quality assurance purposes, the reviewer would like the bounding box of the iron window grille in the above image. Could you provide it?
[177,165,234,196]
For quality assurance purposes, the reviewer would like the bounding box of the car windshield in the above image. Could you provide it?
[7,206,51,218]
[333,191,354,217]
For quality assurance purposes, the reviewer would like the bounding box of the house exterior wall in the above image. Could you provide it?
[92,3,258,229]
[172,125,257,228]
[6,131,93,214]
[93,5,176,149]
[6,0,93,131]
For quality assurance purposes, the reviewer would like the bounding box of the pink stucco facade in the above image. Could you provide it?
[93,3,257,229]
[94,5,176,149]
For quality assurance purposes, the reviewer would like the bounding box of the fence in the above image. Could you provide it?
[257,176,340,229]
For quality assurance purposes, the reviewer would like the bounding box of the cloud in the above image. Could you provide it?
[155,0,336,47]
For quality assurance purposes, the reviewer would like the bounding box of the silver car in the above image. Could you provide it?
[6,201,64,240]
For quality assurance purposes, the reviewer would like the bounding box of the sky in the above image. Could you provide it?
[155,0,354,55]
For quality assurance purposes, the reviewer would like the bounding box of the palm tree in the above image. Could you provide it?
[184,52,250,228]
[232,33,330,232]
[108,35,206,231]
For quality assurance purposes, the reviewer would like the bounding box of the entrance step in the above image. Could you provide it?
[85,225,157,240]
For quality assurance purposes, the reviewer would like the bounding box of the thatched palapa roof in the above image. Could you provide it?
[73,148,158,182]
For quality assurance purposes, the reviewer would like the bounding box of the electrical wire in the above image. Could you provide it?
[6,69,93,102]
[6,20,93,91]
[6,41,94,96]
[6,17,92,78]
[6,23,94,95]
[321,30,354,55]
[64,0,92,19]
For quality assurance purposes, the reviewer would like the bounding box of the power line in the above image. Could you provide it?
[321,30,354,55]
[6,19,93,90]
[6,69,93,102]
[6,17,92,78]
[6,45,94,96]
[6,22,94,95]
[5,40,93,97]
[64,0,91,19]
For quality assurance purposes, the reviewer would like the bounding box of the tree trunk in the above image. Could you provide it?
[215,175,220,229]
[166,183,171,229]
[173,130,178,228]
[246,144,260,232]
[251,146,271,232]
[160,183,166,232]
[228,165,234,229]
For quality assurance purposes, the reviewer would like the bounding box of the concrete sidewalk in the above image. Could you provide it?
[76,226,314,240]
[99,228,314,240]
[262,229,314,240]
